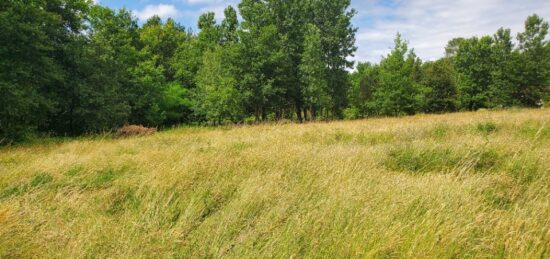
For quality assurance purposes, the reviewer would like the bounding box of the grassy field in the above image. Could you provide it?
[0,109,549,258]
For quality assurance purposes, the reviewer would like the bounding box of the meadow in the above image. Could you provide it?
[0,108,549,258]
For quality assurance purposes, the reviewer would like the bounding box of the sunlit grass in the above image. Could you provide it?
[0,108,549,258]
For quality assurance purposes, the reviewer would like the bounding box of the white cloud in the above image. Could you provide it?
[134,4,181,21]
[128,0,549,63]
[352,0,550,63]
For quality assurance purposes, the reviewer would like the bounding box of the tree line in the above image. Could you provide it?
[1,0,549,144]
[348,15,550,118]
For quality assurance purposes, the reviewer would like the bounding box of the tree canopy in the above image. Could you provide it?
[1,0,548,144]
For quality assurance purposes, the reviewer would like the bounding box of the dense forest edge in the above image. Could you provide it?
[1,0,549,144]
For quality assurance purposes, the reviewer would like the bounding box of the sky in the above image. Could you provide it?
[96,0,550,63]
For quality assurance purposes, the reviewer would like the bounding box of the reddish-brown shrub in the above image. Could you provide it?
[116,125,157,137]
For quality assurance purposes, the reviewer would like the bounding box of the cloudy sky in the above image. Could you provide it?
[97,0,550,63]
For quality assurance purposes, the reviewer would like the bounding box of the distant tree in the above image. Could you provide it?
[194,47,243,124]
[348,63,379,117]
[0,0,91,141]
[488,28,516,107]
[312,0,357,118]
[70,8,134,132]
[299,24,329,120]
[421,58,457,112]
[454,36,494,110]
[221,6,239,44]
[515,14,549,106]
[238,0,290,121]
[127,53,166,126]
[141,17,188,80]
[371,34,420,116]
[445,38,466,57]
[172,38,202,90]
[197,12,220,50]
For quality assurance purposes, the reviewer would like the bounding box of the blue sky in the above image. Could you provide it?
[95,0,550,63]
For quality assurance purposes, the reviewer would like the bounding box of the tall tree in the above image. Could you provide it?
[238,0,290,121]
[348,62,379,118]
[197,11,219,50]
[312,0,357,117]
[371,34,420,116]
[445,38,466,57]
[0,0,103,140]
[421,58,457,112]
[194,46,243,124]
[515,14,549,106]
[454,36,494,110]
[221,6,239,44]
[488,28,516,107]
[299,24,329,120]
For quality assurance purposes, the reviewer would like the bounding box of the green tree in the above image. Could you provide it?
[348,63,379,118]
[371,34,420,116]
[221,6,239,44]
[299,24,329,120]
[312,0,357,117]
[197,11,220,50]
[488,28,516,107]
[421,58,457,112]
[454,36,494,110]
[238,0,290,121]
[194,47,243,124]
[515,14,549,106]
[0,0,100,141]
[140,17,188,81]
[445,38,466,57]
[128,53,166,126]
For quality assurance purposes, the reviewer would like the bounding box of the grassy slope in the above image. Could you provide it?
[0,109,549,258]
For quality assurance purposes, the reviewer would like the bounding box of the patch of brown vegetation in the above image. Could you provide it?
[116,125,157,137]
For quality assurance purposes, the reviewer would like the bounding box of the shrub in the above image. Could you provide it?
[117,125,157,137]
[343,107,361,120]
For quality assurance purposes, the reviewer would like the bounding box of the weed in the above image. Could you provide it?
[65,166,84,177]
[430,124,449,139]
[385,146,459,173]
[106,187,140,215]
[477,122,498,134]
[326,130,354,144]
[86,168,126,189]
[506,156,542,184]
[357,132,395,145]
[0,184,28,199]
[482,177,522,210]
[473,149,504,172]
[30,173,53,187]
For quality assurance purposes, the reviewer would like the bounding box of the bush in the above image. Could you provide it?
[343,107,361,120]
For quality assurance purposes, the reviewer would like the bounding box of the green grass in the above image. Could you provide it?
[0,108,549,258]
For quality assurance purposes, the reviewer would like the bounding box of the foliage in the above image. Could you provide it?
[194,47,244,124]
[299,24,329,120]
[0,0,549,144]
[369,34,423,116]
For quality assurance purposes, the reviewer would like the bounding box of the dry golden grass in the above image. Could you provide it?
[0,108,549,258]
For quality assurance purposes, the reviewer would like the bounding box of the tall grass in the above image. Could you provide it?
[0,109,549,258]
